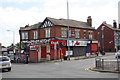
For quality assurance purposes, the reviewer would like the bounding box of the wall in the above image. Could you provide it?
[96,24,115,52]
[38,26,95,40]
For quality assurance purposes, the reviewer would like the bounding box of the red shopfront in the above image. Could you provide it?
[91,41,98,54]
[50,40,66,60]
[29,45,39,63]
[29,39,67,62]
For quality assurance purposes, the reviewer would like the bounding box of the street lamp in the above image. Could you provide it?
[67,0,70,60]
[101,26,105,55]
[7,30,15,62]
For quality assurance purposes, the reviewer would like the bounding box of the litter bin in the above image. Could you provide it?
[64,56,68,60]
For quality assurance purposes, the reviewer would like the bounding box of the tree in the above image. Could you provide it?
[15,42,20,48]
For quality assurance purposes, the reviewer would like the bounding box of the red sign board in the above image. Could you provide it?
[50,40,66,46]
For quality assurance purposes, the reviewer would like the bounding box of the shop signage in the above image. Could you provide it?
[67,40,88,46]
[92,41,98,43]
[50,40,66,46]
[66,51,73,56]
[30,45,39,50]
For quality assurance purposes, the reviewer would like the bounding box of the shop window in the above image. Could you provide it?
[46,45,50,53]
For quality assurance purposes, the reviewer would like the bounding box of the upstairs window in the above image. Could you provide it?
[33,31,38,39]
[75,30,80,38]
[45,28,50,38]
[84,30,86,39]
[22,32,28,40]
[89,31,93,39]
[61,28,67,37]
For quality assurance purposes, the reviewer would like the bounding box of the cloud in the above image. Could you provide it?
[0,0,42,4]
[0,0,119,46]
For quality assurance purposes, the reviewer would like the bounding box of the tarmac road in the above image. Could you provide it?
[2,54,119,78]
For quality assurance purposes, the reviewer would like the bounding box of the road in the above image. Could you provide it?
[2,54,119,78]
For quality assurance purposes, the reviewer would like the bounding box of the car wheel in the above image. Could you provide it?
[7,68,11,72]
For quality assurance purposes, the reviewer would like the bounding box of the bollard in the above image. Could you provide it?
[102,59,104,70]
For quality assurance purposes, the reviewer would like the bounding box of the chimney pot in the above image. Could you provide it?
[113,20,117,28]
[103,21,106,24]
[25,24,29,28]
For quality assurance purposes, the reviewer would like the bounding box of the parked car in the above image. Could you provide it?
[0,56,12,71]
[115,50,120,59]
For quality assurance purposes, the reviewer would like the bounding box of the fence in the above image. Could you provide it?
[95,57,120,71]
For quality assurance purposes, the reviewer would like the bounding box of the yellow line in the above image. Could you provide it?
[85,66,101,73]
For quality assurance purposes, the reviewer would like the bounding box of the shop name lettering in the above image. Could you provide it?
[30,46,36,49]
[51,41,59,44]
[74,41,86,46]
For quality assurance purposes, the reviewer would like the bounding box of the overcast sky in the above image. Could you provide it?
[0,0,119,47]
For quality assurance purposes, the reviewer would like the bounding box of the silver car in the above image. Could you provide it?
[0,56,12,71]
[115,50,120,59]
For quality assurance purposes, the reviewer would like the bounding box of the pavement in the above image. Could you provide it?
[87,52,120,73]
[49,52,114,63]
[14,52,115,64]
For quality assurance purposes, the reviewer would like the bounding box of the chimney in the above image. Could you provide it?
[87,16,92,27]
[25,24,29,28]
[102,21,106,24]
[113,20,117,28]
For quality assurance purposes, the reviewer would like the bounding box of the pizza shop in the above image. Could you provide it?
[67,40,90,57]
[67,40,98,57]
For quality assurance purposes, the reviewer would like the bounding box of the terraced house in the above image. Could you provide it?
[19,16,98,62]
[96,20,120,52]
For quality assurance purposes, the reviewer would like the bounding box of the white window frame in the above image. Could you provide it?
[89,31,93,39]
[45,28,50,38]
[22,32,28,39]
[33,31,38,39]
[84,30,86,39]
[61,28,67,37]
[75,29,80,38]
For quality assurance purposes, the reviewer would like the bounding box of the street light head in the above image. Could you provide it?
[7,30,10,31]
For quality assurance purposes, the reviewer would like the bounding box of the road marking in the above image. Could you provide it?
[85,66,101,73]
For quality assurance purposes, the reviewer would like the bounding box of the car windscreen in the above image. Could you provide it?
[0,57,9,61]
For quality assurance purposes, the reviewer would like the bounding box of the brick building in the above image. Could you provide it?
[19,16,98,62]
[96,21,120,52]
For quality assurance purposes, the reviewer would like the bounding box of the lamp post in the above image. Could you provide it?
[7,30,15,62]
[101,26,105,55]
[67,0,70,60]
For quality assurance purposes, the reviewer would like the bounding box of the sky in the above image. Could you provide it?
[0,0,119,47]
